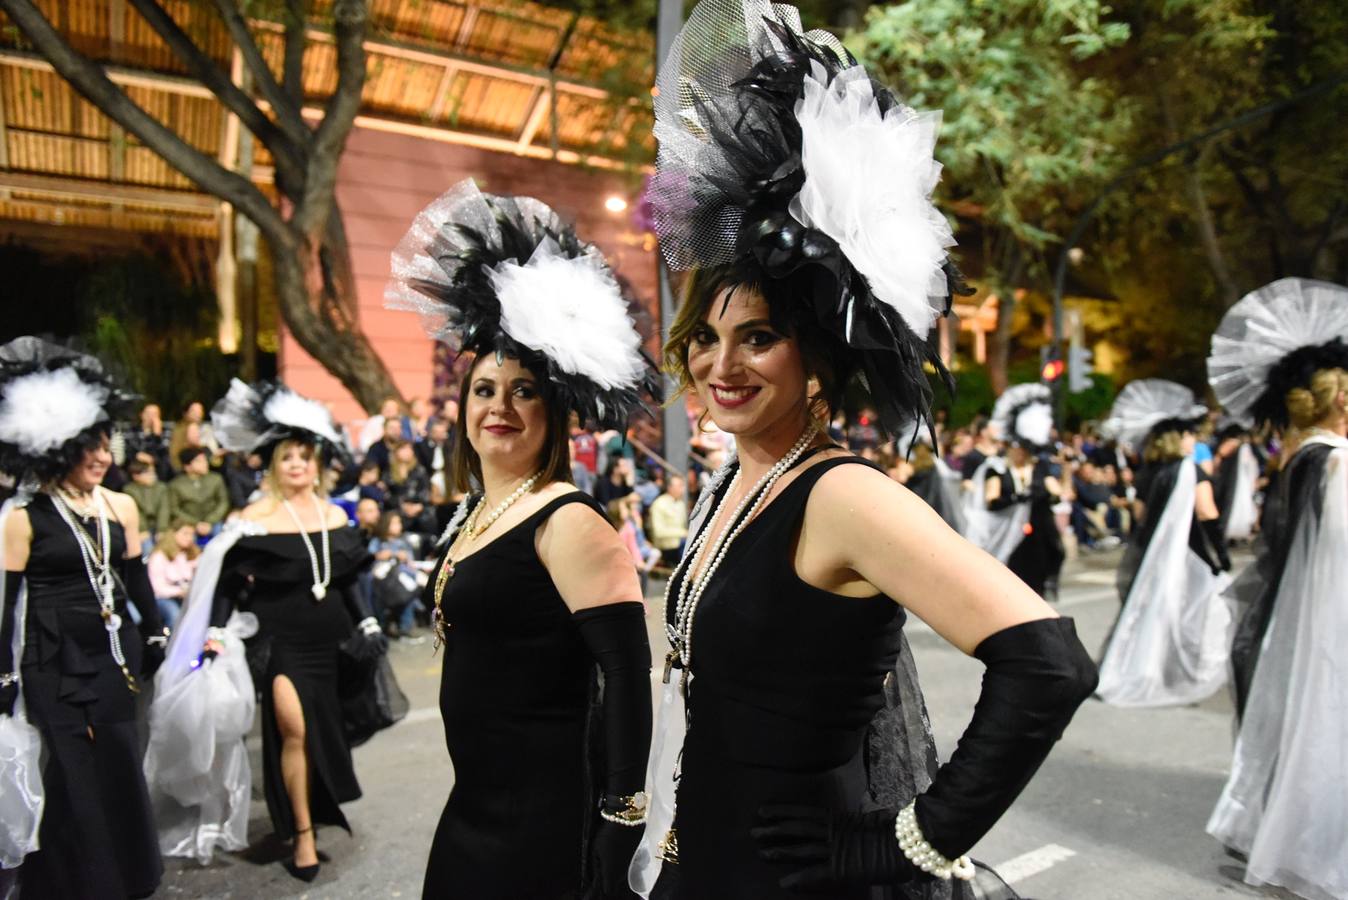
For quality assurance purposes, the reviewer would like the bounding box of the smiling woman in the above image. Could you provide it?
[633,3,1099,898]
[386,179,660,900]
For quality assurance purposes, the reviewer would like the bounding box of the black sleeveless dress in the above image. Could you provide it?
[421,491,606,900]
[1000,459,1064,598]
[211,526,369,838]
[657,457,907,900]
[19,492,162,899]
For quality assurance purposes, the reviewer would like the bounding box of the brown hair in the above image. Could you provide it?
[663,266,844,427]
[386,438,415,485]
[262,439,326,498]
[450,353,573,494]
[1286,368,1348,430]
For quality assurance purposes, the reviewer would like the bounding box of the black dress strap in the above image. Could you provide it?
[523,489,608,529]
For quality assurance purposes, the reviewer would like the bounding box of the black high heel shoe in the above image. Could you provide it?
[284,827,320,882]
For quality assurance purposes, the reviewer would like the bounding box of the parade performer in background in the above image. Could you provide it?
[634,3,1097,897]
[147,380,390,882]
[1205,278,1348,900]
[386,179,659,900]
[895,429,966,535]
[1212,422,1260,543]
[1095,379,1231,707]
[979,383,1065,598]
[0,336,166,897]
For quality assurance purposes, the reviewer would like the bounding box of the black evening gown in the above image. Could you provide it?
[656,457,943,900]
[212,526,369,837]
[18,493,162,899]
[1001,460,1064,597]
[422,492,606,900]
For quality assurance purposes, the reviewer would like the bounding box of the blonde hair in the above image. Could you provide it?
[262,439,326,499]
[1144,430,1186,464]
[1286,368,1348,430]
[152,521,200,562]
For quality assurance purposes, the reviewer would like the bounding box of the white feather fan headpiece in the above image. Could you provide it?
[991,383,1054,450]
[1101,379,1207,449]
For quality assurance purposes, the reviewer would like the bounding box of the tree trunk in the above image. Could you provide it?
[988,290,1012,396]
[270,206,401,412]
[1181,147,1240,305]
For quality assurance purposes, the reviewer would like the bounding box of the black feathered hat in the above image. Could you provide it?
[211,379,352,468]
[648,0,970,438]
[385,180,660,432]
[0,336,137,483]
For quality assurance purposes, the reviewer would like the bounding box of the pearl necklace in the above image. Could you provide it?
[50,488,138,693]
[429,471,542,649]
[665,427,816,671]
[465,471,543,538]
[280,493,332,601]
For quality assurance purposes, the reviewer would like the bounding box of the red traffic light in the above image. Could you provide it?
[1041,359,1065,381]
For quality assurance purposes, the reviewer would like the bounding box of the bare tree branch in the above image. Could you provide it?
[282,0,306,113]
[210,0,309,148]
[0,0,291,247]
[124,0,304,176]
[292,0,366,236]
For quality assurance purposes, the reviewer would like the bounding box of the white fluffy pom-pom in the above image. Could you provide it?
[262,387,343,447]
[789,62,954,338]
[491,240,646,391]
[1014,404,1054,450]
[0,368,108,455]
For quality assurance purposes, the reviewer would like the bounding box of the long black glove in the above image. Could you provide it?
[341,578,387,654]
[987,492,1030,511]
[574,602,652,900]
[1197,519,1232,574]
[753,617,1097,888]
[119,555,167,677]
[1,574,20,716]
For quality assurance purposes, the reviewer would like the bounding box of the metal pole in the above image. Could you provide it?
[656,0,690,478]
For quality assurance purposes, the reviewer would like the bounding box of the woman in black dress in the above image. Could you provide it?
[982,384,1065,600]
[0,337,167,898]
[637,5,1097,896]
[386,181,658,899]
[197,380,384,880]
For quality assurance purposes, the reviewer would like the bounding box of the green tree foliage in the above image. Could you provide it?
[851,0,1133,391]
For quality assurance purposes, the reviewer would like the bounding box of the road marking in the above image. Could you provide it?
[1071,570,1117,586]
[994,843,1077,884]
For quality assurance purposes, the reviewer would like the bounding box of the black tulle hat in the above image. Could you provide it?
[649,0,970,438]
[0,336,137,483]
[385,180,660,432]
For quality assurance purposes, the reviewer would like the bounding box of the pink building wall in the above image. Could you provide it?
[280,127,658,433]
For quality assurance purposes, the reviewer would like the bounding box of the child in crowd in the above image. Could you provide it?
[146,520,200,628]
[369,511,426,638]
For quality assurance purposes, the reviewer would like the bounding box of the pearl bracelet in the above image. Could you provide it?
[357,617,382,637]
[894,802,976,881]
[598,792,648,827]
[0,671,18,688]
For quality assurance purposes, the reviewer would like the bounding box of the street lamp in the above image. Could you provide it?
[605,195,628,214]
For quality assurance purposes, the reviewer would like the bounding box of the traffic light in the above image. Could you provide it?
[1041,357,1065,382]
[1069,345,1094,393]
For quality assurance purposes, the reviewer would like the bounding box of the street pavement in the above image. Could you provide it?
[152,547,1295,900]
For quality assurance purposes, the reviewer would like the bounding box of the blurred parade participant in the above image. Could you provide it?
[635,4,1096,896]
[1205,278,1348,900]
[388,180,659,899]
[1095,380,1231,706]
[895,428,966,535]
[1211,422,1260,542]
[971,384,1064,598]
[0,337,167,896]
[145,380,394,880]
